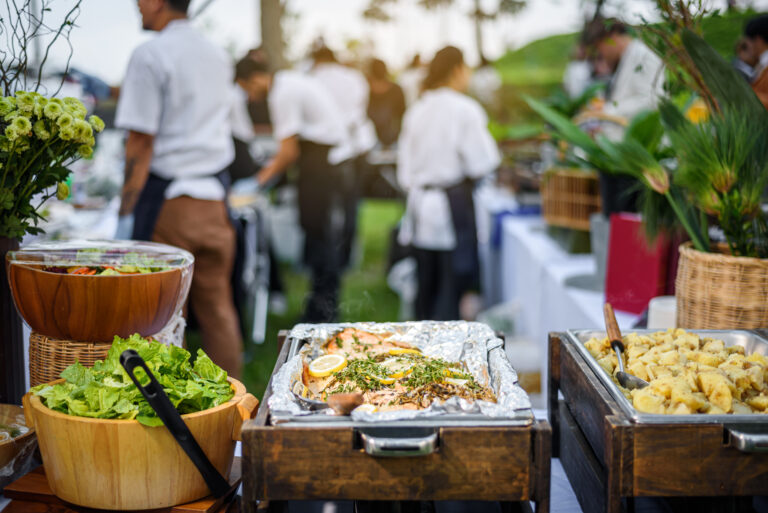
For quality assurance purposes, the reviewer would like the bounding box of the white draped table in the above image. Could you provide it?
[498,216,640,398]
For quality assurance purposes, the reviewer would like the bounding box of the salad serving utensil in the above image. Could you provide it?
[120,349,233,498]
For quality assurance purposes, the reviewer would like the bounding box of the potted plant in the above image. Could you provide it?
[0,0,89,403]
[528,2,768,329]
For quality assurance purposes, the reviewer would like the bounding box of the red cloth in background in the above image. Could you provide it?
[605,213,670,315]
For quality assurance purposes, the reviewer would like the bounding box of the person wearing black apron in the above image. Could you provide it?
[114,0,243,377]
[397,46,501,321]
[310,47,378,269]
[238,58,350,323]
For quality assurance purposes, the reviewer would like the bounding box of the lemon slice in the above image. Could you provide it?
[308,354,347,377]
[354,404,378,414]
[369,374,396,385]
[388,348,421,355]
[381,358,413,379]
[444,377,469,387]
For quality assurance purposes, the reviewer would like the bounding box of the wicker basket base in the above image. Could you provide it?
[29,332,111,387]
[675,242,768,329]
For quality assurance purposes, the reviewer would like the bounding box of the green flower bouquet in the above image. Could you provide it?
[0,91,104,240]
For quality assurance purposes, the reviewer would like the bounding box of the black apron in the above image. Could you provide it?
[421,177,480,293]
[444,178,480,292]
[295,140,345,323]
[131,168,231,241]
[296,140,344,267]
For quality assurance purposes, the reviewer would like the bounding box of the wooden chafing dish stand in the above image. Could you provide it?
[241,332,552,513]
[549,331,768,513]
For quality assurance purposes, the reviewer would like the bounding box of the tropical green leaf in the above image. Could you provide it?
[681,29,767,120]
[624,110,664,151]
[523,95,601,154]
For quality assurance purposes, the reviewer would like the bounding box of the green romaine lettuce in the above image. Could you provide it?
[31,334,234,427]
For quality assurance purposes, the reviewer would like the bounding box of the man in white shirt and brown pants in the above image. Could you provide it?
[115,0,242,378]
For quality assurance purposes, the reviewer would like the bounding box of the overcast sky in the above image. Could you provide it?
[16,0,764,85]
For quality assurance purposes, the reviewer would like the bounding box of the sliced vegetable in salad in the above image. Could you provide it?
[31,334,234,427]
[42,249,170,275]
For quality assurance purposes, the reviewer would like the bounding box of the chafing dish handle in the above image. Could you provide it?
[360,432,438,457]
[728,428,768,453]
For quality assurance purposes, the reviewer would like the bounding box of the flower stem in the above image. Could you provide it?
[665,190,708,252]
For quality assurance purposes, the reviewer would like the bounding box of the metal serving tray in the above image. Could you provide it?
[566,329,768,425]
[268,323,534,428]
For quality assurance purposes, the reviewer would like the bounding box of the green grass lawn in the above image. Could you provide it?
[239,199,404,400]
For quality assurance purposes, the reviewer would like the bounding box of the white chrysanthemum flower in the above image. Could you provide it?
[12,116,32,134]
[33,120,50,140]
[4,125,19,141]
[43,101,64,120]
[59,126,75,141]
[15,92,34,113]
[77,144,94,159]
[73,119,93,143]
[57,112,74,128]
[88,115,105,133]
[63,97,87,119]
[33,96,48,117]
[0,97,15,117]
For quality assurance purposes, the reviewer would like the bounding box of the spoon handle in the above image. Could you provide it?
[603,303,622,343]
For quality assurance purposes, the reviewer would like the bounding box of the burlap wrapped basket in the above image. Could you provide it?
[675,242,768,329]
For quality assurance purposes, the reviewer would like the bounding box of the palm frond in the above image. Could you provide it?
[681,29,768,120]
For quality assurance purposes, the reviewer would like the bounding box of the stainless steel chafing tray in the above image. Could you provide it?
[266,321,534,428]
[566,329,768,428]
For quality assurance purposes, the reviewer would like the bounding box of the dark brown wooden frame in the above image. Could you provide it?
[548,332,768,513]
[240,332,551,513]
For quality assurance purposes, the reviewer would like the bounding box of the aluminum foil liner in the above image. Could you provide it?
[268,321,532,423]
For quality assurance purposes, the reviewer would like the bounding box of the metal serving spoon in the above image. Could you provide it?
[292,381,363,415]
[603,303,649,390]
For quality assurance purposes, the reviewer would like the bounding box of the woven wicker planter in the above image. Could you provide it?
[675,242,768,329]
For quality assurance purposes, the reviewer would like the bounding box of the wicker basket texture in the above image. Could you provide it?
[541,169,602,231]
[29,332,111,387]
[675,242,768,329]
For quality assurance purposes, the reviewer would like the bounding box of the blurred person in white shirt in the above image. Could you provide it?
[239,58,350,322]
[582,18,664,129]
[115,0,242,377]
[310,47,377,268]
[578,18,664,215]
[562,43,593,100]
[399,54,426,107]
[468,56,502,109]
[397,46,501,321]
[229,58,261,181]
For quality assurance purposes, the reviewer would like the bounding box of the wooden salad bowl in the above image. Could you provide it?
[7,263,187,342]
[22,378,258,511]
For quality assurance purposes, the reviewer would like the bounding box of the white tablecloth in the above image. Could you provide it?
[499,216,641,398]
[475,184,521,307]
